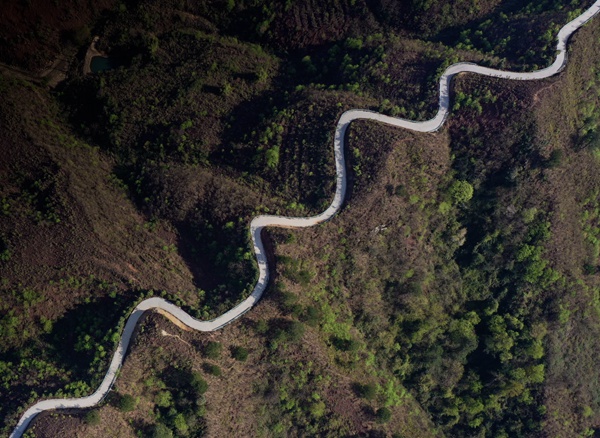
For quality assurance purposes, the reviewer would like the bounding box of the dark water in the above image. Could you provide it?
[90,56,114,73]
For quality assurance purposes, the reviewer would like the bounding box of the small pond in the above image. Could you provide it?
[90,56,116,73]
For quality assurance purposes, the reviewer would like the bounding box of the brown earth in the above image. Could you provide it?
[0,0,116,72]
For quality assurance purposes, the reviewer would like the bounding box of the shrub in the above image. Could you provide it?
[84,409,100,425]
[277,290,298,311]
[255,319,269,334]
[117,394,136,412]
[376,407,392,423]
[394,185,408,197]
[267,319,306,348]
[301,306,321,326]
[331,336,360,352]
[189,371,208,394]
[355,382,377,400]
[297,270,313,286]
[204,363,222,376]
[204,341,222,359]
[286,321,305,342]
[546,149,563,168]
[231,346,249,361]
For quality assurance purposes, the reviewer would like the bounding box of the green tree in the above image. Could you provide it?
[265,146,280,168]
[485,315,515,362]
[525,364,545,384]
[155,391,172,408]
[256,67,268,83]
[332,336,360,352]
[309,400,326,418]
[152,423,173,438]
[173,413,189,435]
[449,180,474,204]
[146,34,159,56]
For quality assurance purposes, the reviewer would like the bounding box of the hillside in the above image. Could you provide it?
[2,1,600,437]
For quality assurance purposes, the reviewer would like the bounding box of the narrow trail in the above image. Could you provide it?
[9,2,600,436]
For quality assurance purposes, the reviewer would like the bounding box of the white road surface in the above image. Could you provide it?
[9,2,600,436]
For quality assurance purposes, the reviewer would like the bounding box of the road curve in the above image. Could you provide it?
[10,2,600,436]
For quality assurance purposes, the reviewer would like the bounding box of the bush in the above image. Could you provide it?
[255,319,269,334]
[394,184,408,197]
[355,382,377,400]
[84,409,100,425]
[546,149,563,168]
[189,371,208,395]
[331,336,360,352]
[231,346,249,361]
[204,341,222,359]
[376,407,392,423]
[277,289,299,313]
[203,363,222,376]
[286,321,305,342]
[301,306,321,327]
[269,319,306,346]
[117,393,136,412]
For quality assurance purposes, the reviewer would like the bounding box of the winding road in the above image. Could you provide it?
[9,2,600,437]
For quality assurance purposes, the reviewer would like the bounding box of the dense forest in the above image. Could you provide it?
[2,0,600,437]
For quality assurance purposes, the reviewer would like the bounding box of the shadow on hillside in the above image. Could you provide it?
[46,293,135,380]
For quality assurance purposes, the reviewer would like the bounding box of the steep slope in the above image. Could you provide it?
[3,0,600,437]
